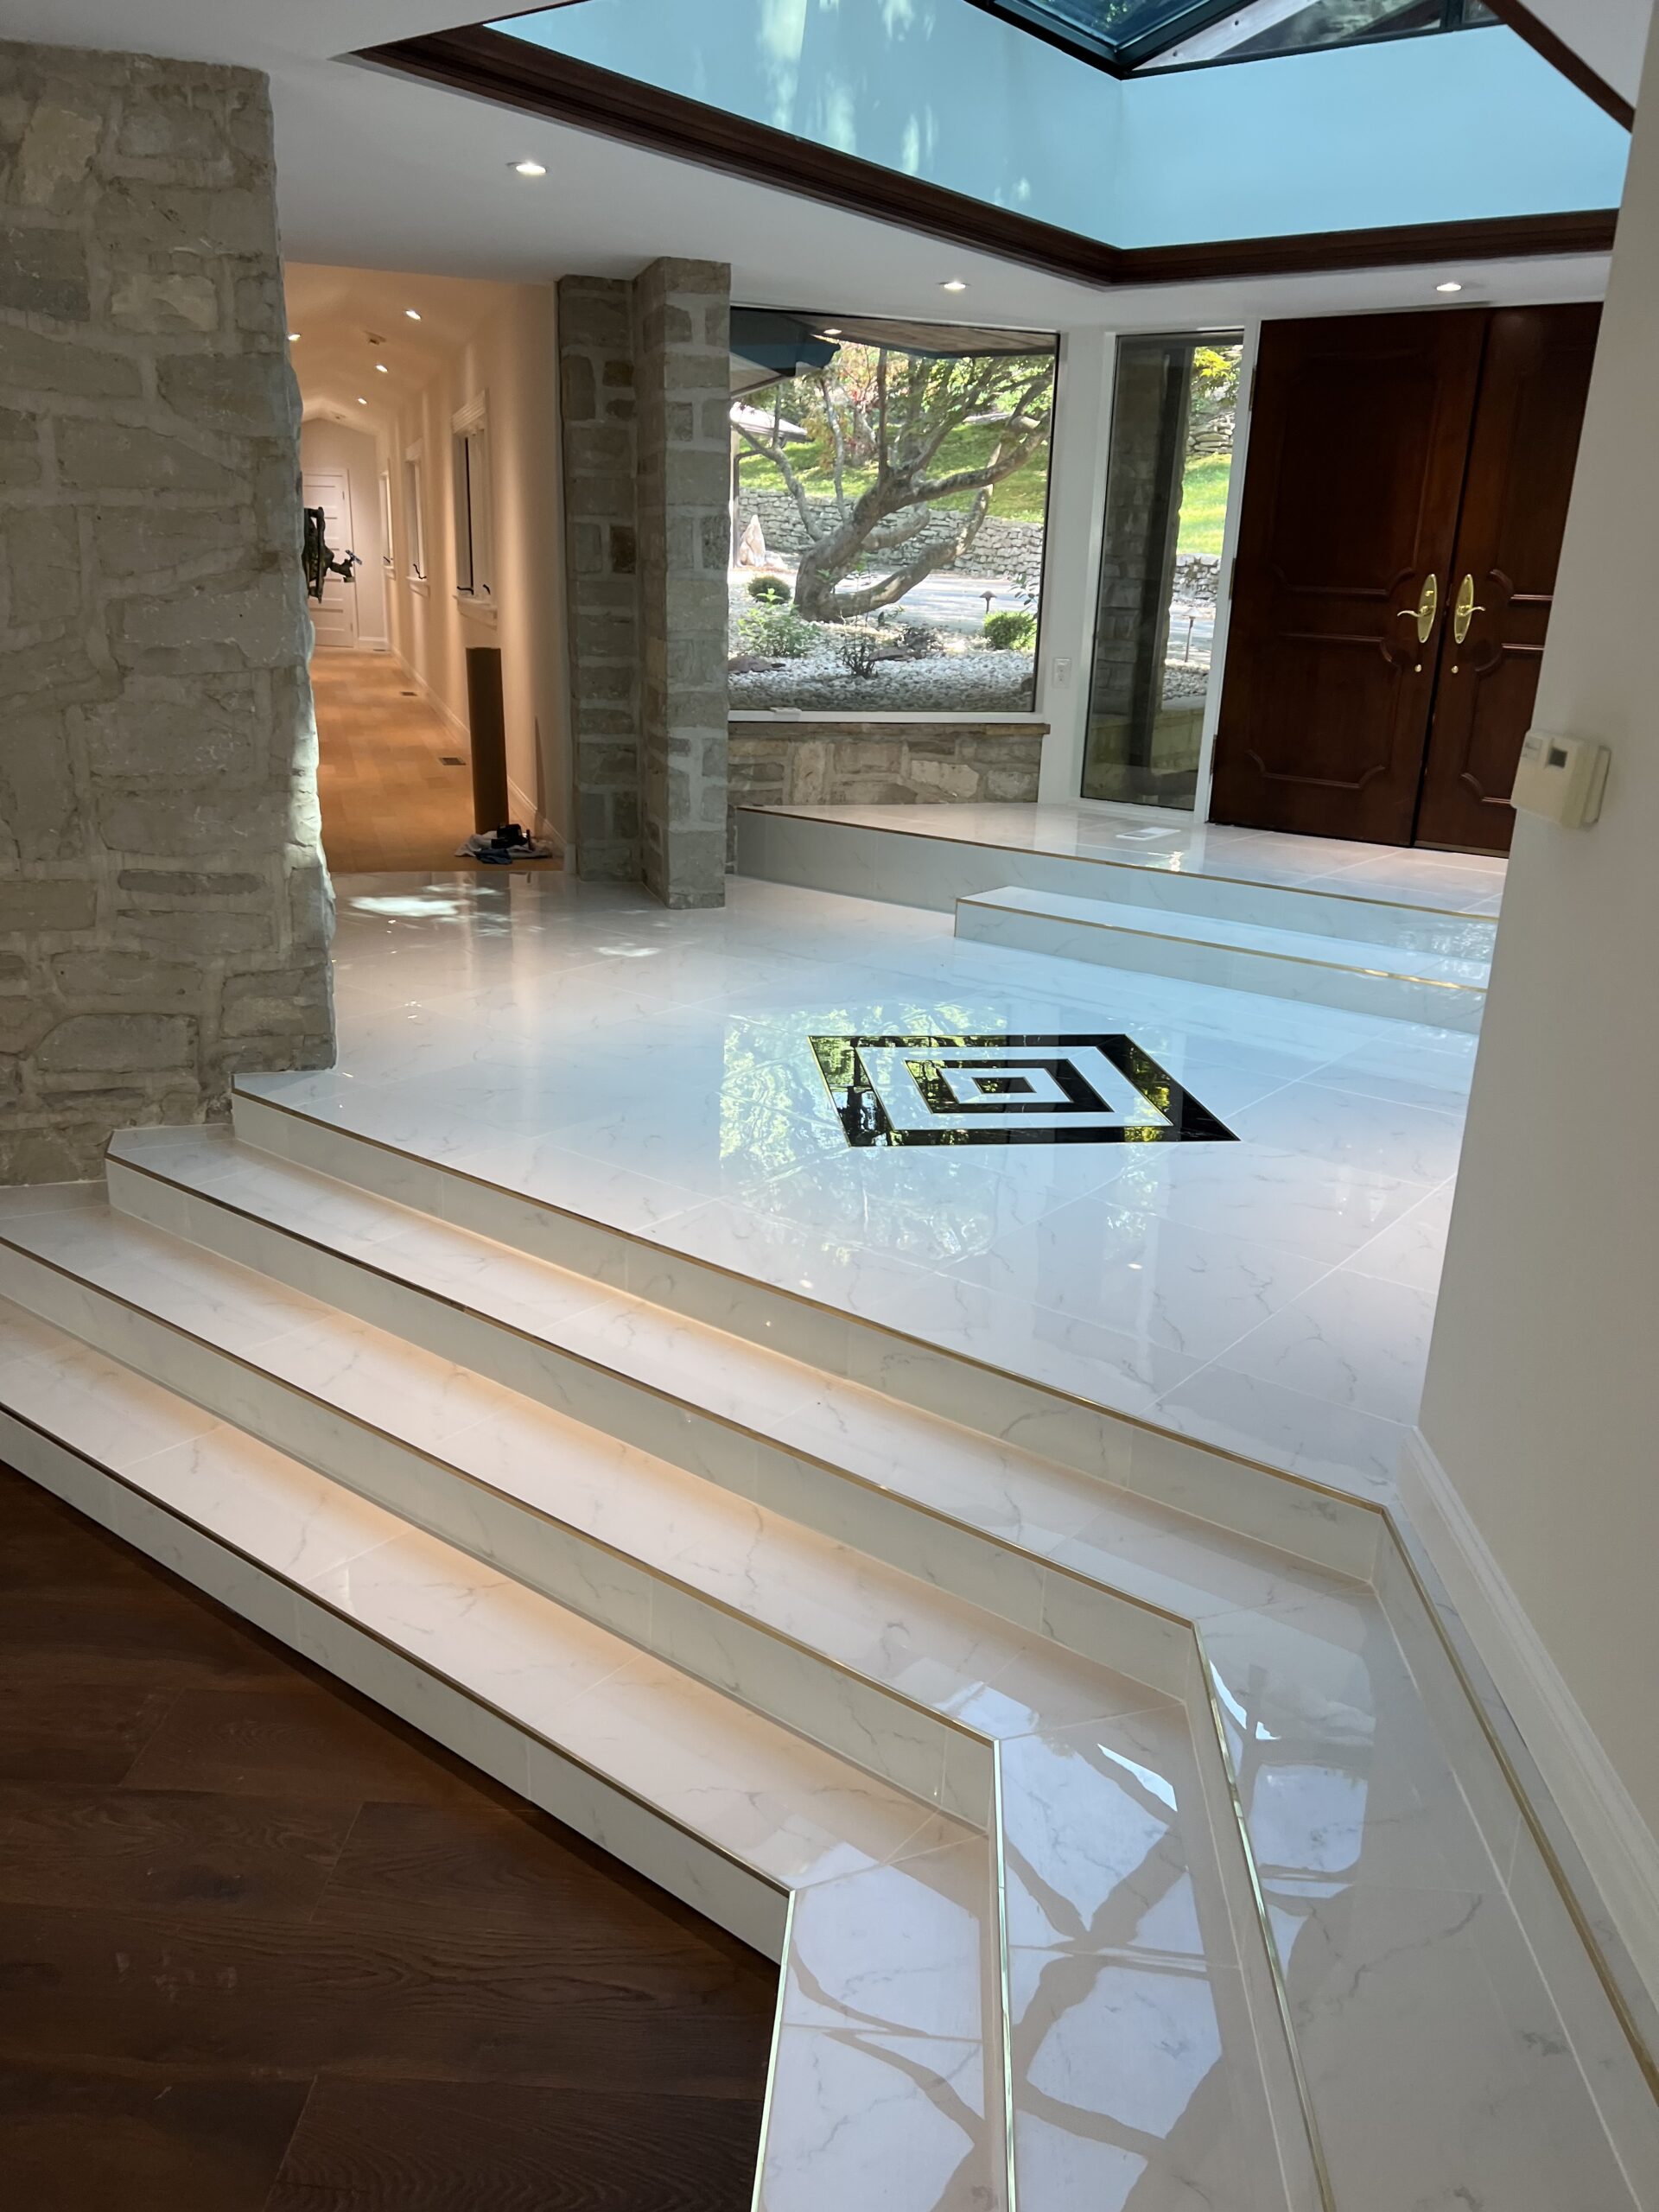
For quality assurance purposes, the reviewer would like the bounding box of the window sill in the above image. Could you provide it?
[407,575,429,598]
[455,592,499,626]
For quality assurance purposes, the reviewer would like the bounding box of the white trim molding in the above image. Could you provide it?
[1402,1426,1659,2009]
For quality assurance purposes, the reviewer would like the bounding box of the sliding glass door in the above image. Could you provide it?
[1082,333,1243,809]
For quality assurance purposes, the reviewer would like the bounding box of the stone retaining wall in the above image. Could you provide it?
[735,489,1043,581]
[0,39,332,1181]
[728,716,1045,858]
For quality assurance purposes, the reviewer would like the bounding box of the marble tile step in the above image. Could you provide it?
[98,1135,1659,2212]
[735,804,1499,960]
[0,1248,1302,2212]
[955,886,1489,1031]
[228,1081,1380,1580]
[0,1197,1190,1817]
[106,1122,1376,1624]
[0,1300,1007,2212]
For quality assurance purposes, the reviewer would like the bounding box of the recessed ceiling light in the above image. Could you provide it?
[1436,280,1464,295]
[512,158,547,177]
[940,279,968,292]
[357,396,368,405]
[288,330,300,340]
[404,308,422,321]
[820,327,842,337]
[375,362,389,373]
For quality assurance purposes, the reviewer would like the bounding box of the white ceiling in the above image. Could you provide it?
[1522,0,1651,105]
[0,0,1627,331]
[284,264,515,435]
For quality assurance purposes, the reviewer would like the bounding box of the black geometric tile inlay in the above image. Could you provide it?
[809,1034,1237,1148]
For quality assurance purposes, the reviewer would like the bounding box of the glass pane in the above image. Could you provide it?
[1202,0,1444,62]
[729,334,1054,713]
[1082,334,1242,809]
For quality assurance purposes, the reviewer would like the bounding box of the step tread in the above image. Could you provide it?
[960,883,1491,987]
[0,1193,1170,1747]
[0,1290,962,1893]
[109,1123,1347,1625]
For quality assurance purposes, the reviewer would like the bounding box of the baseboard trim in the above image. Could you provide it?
[1402,1426,1659,2009]
[390,646,469,744]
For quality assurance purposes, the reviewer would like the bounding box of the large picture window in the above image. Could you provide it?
[1083,333,1243,809]
[729,317,1056,714]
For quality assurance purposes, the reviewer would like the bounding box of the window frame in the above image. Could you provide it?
[403,440,428,590]
[451,393,496,620]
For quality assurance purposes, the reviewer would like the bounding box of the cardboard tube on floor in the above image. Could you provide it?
[465,646,510,831]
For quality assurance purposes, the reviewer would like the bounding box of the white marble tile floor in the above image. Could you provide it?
[242,868,1474,1499]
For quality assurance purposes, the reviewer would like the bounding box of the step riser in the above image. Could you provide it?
[108,1154,1192,1701]
[956,897,1486,1032]
[736,805,1498,959]
[230,1092,1381,1582]
[0,1404,789,1959]
[0,1244,989,1826]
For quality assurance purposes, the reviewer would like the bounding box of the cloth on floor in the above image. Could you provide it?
[456,823,556,865]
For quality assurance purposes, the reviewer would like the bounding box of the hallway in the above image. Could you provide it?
[313,652,557,877]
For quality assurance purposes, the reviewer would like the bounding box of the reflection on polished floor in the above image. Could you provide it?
[252,867,1475,1497]
[3,864,1655,2212]
[749,800,1509,914]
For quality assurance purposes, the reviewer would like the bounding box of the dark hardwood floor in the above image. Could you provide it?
[0,1464,776,2210]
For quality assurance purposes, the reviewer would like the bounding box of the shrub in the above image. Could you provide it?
[735,606,817,660]
[832,622,882,678]
[983,610,1036,652]
[747,574,791,605]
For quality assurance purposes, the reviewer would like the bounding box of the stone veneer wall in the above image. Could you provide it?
[728,716,1046,856]
[632,259,730,908]
[558,260,731,905]
[0,40,332,1182]
[556,275,640,881]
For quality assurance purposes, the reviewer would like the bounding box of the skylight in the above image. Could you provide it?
[966,0,1498,73]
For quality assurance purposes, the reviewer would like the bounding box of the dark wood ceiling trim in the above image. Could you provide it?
[1120,205,1618,283]
[357,25,1618,289]
[1483,2,1635,128]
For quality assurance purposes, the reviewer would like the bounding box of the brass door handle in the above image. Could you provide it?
[1452,572,1485,645]
[1395,573,1439,645]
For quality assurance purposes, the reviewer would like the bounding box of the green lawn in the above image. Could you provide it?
[1176,453,1232,557]
[740,439,1234,551]
[737,418,1052,523]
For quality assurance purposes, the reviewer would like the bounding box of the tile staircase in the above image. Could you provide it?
[736,804,1497,1027]
[954,886,1490,1029]
[0,1091,1654,2211]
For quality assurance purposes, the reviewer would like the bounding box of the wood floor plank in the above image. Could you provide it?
[123,1684,499,1806]
[309,1798,760,1953]
[0,1901,773,2088]
[0,1588,288,1691]
[0,1786,354,1916]
[264,2076,763,2212]
[0,1683,177,1787]
[0,1466,774,2203]
[0,2062,311,2212]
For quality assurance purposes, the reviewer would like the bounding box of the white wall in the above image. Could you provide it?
[1414,24,1659,1995]
[300,416,388,648]
[385,284,569,844]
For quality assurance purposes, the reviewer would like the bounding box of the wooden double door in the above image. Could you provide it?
[1211,303,1600,853]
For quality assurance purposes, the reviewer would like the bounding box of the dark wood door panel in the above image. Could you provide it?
[1416,302,1601,852]
[1211,310,1487,845]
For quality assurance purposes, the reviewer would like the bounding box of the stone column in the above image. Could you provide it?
[632,257,730,909]
[556,275,641,881]
[0,38,332,1182]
